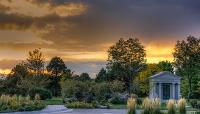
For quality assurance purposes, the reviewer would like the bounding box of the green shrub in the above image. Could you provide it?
[190,99,200,109]
[190,99,197,108]
[197,101,200,109]
[61,80,91,101]
[65,101,94,108]
[109,94,126,104]
[92,82,111,102]
[109,80,125,93]
[136,98,143,105]
[29,88,52,100]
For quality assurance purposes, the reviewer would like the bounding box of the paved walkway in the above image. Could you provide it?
[1,105,71,114]
[1,105,129,114]
[1,105,199,114]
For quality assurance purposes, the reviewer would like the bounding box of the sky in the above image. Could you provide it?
[0,0,200,77]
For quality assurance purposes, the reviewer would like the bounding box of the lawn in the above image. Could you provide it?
[110,104,127,109]
[44,97,64,105]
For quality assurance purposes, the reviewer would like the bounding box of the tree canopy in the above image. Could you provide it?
[27,49,45,76]
[47,56,66,77]
[95,68,107,82]
[157,61,173,72]
[79,73,91,81]
[107,38,146,93]
[137,63,162,96]
[173,36,200,98]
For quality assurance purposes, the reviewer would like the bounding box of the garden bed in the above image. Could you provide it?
[0,95,46,113]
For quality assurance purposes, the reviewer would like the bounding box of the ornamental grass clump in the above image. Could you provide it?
[142,98,152,114]
[167,99,176,114]
[152,98,162,114]
[34,94,41,101]
[141,98,162,114]
[0,94,46,112]
[127,97,137,114]
[178,98,186,114]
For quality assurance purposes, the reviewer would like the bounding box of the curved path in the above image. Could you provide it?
[1,105,129,114]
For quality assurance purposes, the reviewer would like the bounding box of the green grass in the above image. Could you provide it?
[160,103,167,110]
[110,104,127,109]
[44,97,64,105]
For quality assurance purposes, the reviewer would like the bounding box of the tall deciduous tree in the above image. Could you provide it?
[47,56,66,77]
[4,62,29,94]
[10,62,29,79]
[19,75,50,94]
[107,38,146,93]
[173,36,200,99]
[79,73,91,81]
[157,61,173,72]
[61,69,74,81]
[137,64,162,96]
[27,49,45,76]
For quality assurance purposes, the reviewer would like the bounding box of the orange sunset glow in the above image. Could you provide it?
[0,0,200,76]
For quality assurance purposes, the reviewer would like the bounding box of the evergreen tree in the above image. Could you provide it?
[27,49,45,76]
[95,68,107,82]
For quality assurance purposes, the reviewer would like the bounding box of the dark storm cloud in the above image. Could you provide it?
[0,3,10,11]
[39,0,200,47]
[1,0,200,51]
[0,13,33,30]
[84,0,200,41]
[29,0,84,5]
[0,42,54,51]
[1,0,200,76]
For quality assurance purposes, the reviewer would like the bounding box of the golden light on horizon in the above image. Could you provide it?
[0,44,175,76]
[0,69,11,75]
[145,44,174,63]
[62,52,107,61]
[146,57,173,63]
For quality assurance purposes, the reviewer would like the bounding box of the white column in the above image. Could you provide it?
[153,82,156,98]
[170,83,173,99]
[159,83,162,99]
[178,84,181,99]
[172,83,175,99]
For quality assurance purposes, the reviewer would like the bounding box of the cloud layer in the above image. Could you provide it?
[0,0,200,76]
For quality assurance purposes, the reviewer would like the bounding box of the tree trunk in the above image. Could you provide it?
[129,76,132,94]
[188,78,192,99]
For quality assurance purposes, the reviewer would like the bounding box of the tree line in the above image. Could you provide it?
[0,36,199,100]
[95,36,200,99]
[0,49,91,99]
